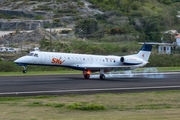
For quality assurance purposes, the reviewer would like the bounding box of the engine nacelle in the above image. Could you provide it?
[120,56,143,65]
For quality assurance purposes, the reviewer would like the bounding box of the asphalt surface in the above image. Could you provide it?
[0,72,180,96]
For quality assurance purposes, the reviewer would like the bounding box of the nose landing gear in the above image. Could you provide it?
[22,66,27,73]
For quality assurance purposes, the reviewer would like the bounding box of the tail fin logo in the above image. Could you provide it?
[51,58,65,64]
[142,54,144,58]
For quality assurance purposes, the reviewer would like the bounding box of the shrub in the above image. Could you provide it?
[147,54,180,67]
[34,15,45,20]
[67,102,106,111]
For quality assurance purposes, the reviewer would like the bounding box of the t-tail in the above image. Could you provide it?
[136,43,153,62]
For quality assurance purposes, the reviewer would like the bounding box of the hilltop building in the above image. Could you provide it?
[157,30,178,54]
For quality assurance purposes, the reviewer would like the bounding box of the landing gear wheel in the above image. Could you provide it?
[22,66,27,73]
[23,70,27,73]
[100,74,105,80]
[84,74,90,79]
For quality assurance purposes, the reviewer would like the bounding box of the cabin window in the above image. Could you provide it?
[34,54,38,57]
[83,58,85,61]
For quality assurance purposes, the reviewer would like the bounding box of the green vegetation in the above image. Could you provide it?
[34,15,45,20]
[75,18,99,38]
[0,13,18,19]
[1,0,180,43]
[0,71,81,76]
[1,0,180,72]
[147,53,180,67]
[0,60,80,73]
[33,4,53,11]
[39,40,141,54]
[0,60,180,74]
[67,102,105,111]
[73,0,180,42]
[0,91,180,119]
[1,0,180,41]
[28,101,65,108]
[1,41,180,72]
[0,67,179,76]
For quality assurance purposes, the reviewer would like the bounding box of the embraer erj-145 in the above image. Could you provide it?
[14,43,154,79]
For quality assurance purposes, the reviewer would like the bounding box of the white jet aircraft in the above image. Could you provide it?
[14,43,154,79]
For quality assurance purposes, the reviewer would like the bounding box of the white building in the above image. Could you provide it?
[175,34,180,46]
[157,31,179,54]
[158,43,175,54]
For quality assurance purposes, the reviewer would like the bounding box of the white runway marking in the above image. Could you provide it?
[0,85,180,95]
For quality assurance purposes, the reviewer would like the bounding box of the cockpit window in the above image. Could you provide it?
[27,53,38,57]
[28,53,34,56]
[34,54,38,57]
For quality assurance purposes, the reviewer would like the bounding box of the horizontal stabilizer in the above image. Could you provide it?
[138,42,171,45]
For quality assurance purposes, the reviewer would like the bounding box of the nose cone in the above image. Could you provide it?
[14,56,27,66]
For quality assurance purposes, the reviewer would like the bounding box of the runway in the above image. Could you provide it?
[0,72,180,96]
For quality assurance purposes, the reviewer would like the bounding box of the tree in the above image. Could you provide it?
[75,18,98,38]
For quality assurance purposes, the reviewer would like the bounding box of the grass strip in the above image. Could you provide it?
[0,91,180,120]
[0,70,81,76]
[0,67,179,76]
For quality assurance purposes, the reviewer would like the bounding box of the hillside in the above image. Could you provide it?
[0,0,102,30]
[0,0,103,48]
[88,0,180,40]
[0,0,180,53]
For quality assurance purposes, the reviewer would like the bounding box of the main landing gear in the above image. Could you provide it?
[100,74,105,79]
[83,70,90,79]
[22,66,27,73]
[99,69,106,80]
[83,69,106,80]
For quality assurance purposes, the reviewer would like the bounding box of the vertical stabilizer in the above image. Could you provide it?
[136,43,153,62]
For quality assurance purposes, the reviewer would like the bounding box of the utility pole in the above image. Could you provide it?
[50,21,52,52]
[49,13,53,52]
[20,25,24,55]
